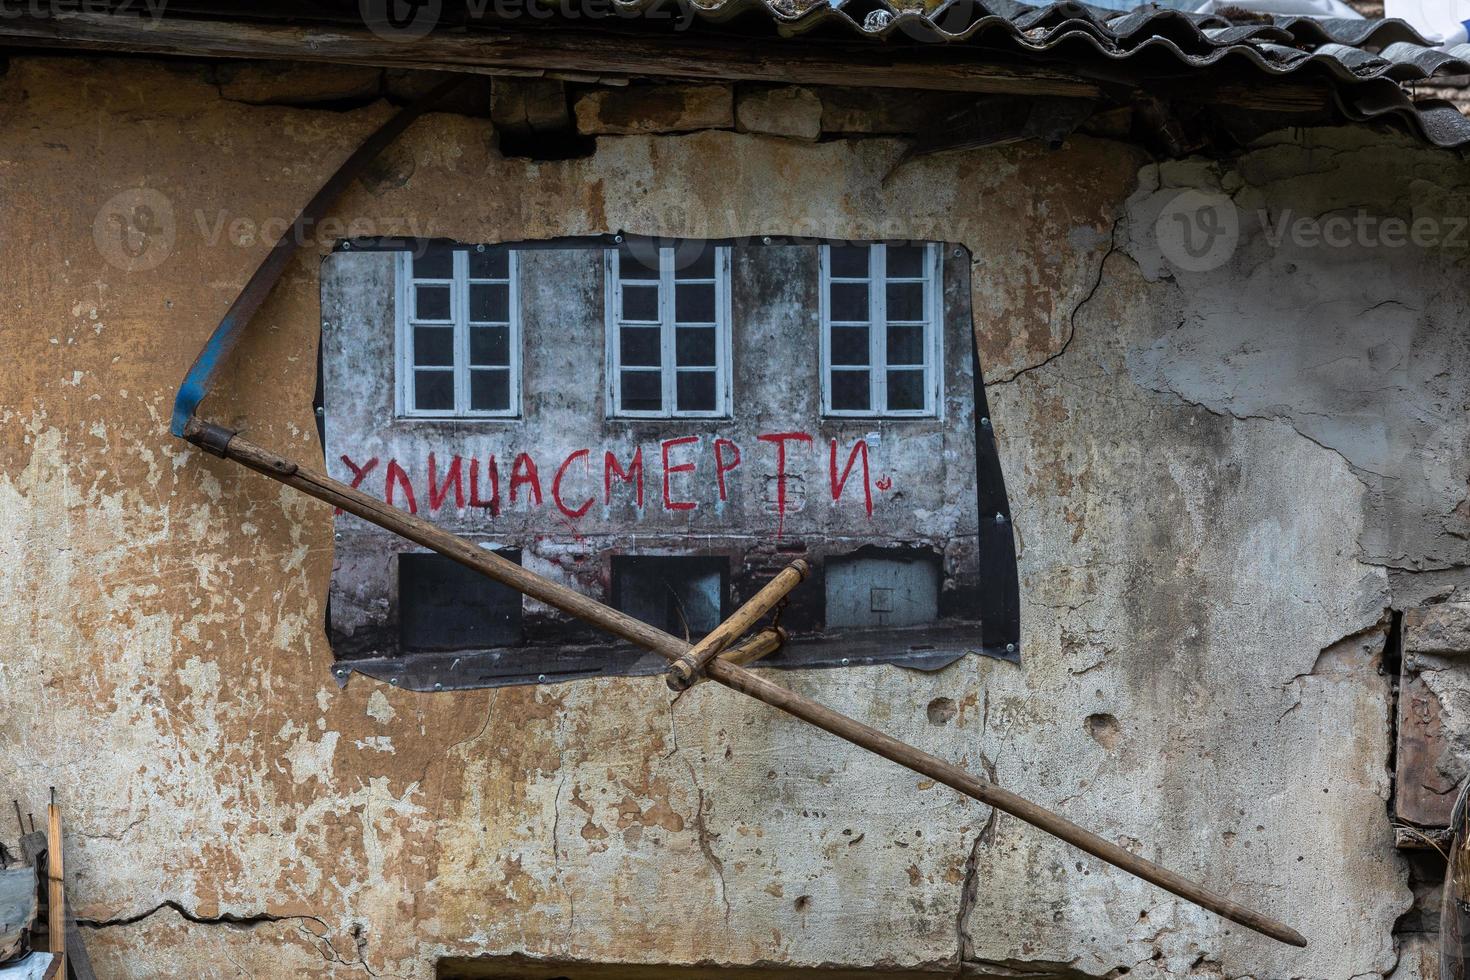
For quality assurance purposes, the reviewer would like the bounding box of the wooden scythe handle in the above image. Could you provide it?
[183,420,1308,949]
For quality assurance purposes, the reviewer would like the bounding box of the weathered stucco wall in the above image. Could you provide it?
[0,56,1466,978]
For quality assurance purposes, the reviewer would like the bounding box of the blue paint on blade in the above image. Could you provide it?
[169,316,239,436]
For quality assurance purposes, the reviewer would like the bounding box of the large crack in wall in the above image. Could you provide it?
[969,164,1414,977]
[1122,144,1470,607]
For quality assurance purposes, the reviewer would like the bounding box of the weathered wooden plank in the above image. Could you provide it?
[0,10,1106,97]
[45,801,64,977]
[1395,825,1454,850]
[0,10,1342,111]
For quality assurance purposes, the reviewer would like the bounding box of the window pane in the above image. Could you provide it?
[675,282,715,323]
[414,370,453,411]
[673,242,715,279]
[829,245,869,278]
[469,283,509,322]
[413,326,454,366]
[887,325,924,366]
[621,284,659,321]
[829,282,868,322]
[468,248,509,279]
[886,281,925,322]
[621,371,662,412]
[618,244,659,280]
[413,248,453,279]
[887,245,927,278]
[830,326,869,366]
[470,325,510,366]
[470,369,510,411]
[415,285,451,321]
[675,327,716,367]
[676,371,716,413]
[830,370,870,411]
[620,326,661,367]
[887,369,925,411]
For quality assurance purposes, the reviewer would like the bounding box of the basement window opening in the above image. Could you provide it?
[824,548,942,629]
[399,550,525,652]
[611,555,729,639]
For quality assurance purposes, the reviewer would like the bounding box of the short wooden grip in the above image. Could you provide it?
[719,626,788,667]
[666,560,809,691]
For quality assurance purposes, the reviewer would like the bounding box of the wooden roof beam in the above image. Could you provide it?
[0,9,1106,97]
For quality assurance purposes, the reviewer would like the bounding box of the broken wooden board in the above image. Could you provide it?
[1397,669,1459,826]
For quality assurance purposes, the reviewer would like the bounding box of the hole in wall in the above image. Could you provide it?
[926,696,957,725]
[1084,712,1120,750]
[495,127,596,161]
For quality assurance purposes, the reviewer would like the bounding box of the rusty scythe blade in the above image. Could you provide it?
[168,80,1307,950]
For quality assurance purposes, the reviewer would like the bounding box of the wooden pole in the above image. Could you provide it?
[185,421,1308,948]
[719,627,787,667]
[46,790,65,977]
[667,560,808,691]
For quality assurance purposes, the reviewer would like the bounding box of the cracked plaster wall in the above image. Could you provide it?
[0,56,1462,978]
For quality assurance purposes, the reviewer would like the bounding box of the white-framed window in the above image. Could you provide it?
[396,246,520,418]
[820,242,943,418]
[604,242,732,418]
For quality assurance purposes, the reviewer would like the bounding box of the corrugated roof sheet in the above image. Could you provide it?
[636,0,1470,148]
